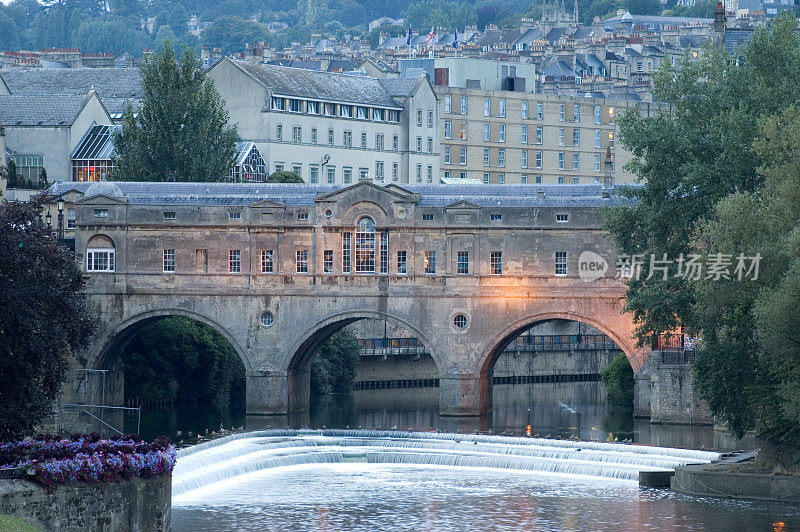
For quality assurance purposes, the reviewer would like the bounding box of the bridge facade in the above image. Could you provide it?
[56,180,648,417]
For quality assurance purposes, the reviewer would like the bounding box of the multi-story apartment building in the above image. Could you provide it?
[437,88,648,184]
[208,58,439,185]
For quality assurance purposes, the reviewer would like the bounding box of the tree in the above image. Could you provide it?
[266,170,303,183]
[0,11,20,50]
[201,15,273,56]
[38,168,48,189]
[6,160,18,189]
[112,40,238,182]
[310,329,360,396]
[600,354,634,409]
[0,195,95,440]
[405,0,477,32]
[168,3,189,36]
[603,14,800,446]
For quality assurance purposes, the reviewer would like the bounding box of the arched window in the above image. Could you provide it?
[86,234,116,272]
[355,217,376,273]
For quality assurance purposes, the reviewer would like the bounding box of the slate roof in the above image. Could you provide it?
[542,60,577,77]
[725,29,754,52]
[0,94,91,126]
[0,68,141,99]
[379,78,419,97]
[230,60,403,109]
[46,181,638,208]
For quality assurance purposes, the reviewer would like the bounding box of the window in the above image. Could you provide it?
[380,233,388,274]
[521,150,528,168]
[594,105,602,124]
[484,148,490,167]
[460,171,466,179]
[375,161,384,181]
[344,130,352,147]
[422,213,434,221]
[261,249,274,273]
[427,165,433,182]
[392,163,398,181]
[555,252,567,275]
[416,137,422,152]
[444,121,451,139]
[595,130,601,148]
[311,128,318,144]
[162,211,176,220]
[416,164,422,182]
[460,121,467,140]
[444,171,450,179]
[521,174,527,184]
[558,175,565,184]
[573,104,580,122]
[536,151,543,169]
[521,125,528,144]
[373,108,384,121]
[229,212,241,220]
[359,167,368,180]
[388,110,400,123]
[424,251,436,274]
[556,213,569,223]
[498,173,505,184]
[323,250,333,274]
[453,314,468,329]
[397,250,407,274]
[328,128,334,146]
[343,167,352,184]
[427,137,433,154]
[484,123,491,142]
[289,99,301,112]
[444,95,451,114]
[86,248,115,272]
[460,147,467,165]
[484,98,491,116]
[297,211,309,220]
[276,124,283,141]
[499,99,506,118]
[498,124,505,143]
[559,128,565,146]
[490,213,502,221]
[573,153,579,171]
[573,129,580,146]
[327,167,336,184]
[342,232,352,273]
[310,165,319,183]
[491,251,502,275]
[417,109,423,126]
[534,127,542,145]
[296,250,308,273]
[291,126,301,144]
[457,251,469,274]
[536,102,543,120]
[361,131,367,149]
[162,249,175,272]
[340,105,352,118]
[594,154,601,172]
[522,101,528,119]
[498,149,505,168]
[427,110,434,127]
[355,217,376,273]
[483,172,490,184]
[559,103,565,121]
[393,135,399,151]
[444,146,451,164]
[308,101,319,114]
[357,106,368,119]
[536,175,542,183]
[558,152,565,170]
[460,97,467,114]
[271,96,284,110]
[94,209,108,218]
[292,164,301,178]
[573,176,580,184]
[229,250,241,273]
[67,209,76,229]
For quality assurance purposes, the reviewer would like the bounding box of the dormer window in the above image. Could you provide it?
[94,209,108,218]
[490,213,502,222]
[297,212,309,221]
[229,212,242,220]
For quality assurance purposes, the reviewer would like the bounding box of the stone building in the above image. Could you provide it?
[207,58,440,185]
[437,88,648,184]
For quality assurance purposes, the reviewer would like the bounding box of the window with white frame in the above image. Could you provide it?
[342,232,352,273]
[86,248,115,272]
[594,105,601,124]
[229,249,241,273]
[484,123,490,141]
[427,110,434,127]
[444,146,451,164]
[163,249,175,272]
[498,149,505,168]
[460,97,467,114]
[427,137,433,153]
[444,121,451,139]
[498,124,505,142]
[417,109,423,126]
[276,124,283,141]
[444,95,451,114]
[67,209,76,229]
[522,125,528,144]
[457,251,469,274]
[536,126,543,144]
[292,126,301,143]
[361,131,367,149]
[340,105,352,118]
[594,154,601,171]
[536,102,543,120]
[310,165,319,183]
[271,97,284,110]
[427,165,432,183]
[498,173,505,184]
[460,146,467,165]
[555,251,567,275]
[521,150,528,168]
[536,151,543,169]
[573,153,579,171]
[521,174,527,184]
[573,104,580,122]
[375,161,384,181]
[357,106,368,119]
[573,129,580,146]
[595,129,601,148]
[521,101,528,119]
[343,167,352,184]
[559,128,565,146]
[484,98,491,116]
[559,103,565,121]
[558,152,565,170]
[343,130,352,147]
[373,108,384,121]
[308,101,319,114]
[393,135,398,150]
[483,172,489,184]
[416,137,422,152]
[416,164,422,182]
[327,166,336,184]
[424,251,436,274]
[490,251,502,275]
[392,162,398,181]
[355,217,376,273]
[484,148,490,167]
[311,127,317,144]
[499,99,506,118]
[376,133,384,150]
[289,99,301,112]
[296,250,308,273]
[397,250,407,274]
[328,128,334,146]
[261,249,274,273]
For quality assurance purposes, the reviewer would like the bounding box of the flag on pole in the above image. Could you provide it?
[452,28,458,48]
[406,24,413,45]
[424,28,435,45]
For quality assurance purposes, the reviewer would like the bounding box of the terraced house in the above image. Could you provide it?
[208,58,439,185]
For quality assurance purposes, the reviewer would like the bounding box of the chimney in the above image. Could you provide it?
[603,146,614,197]
[714,2,726,47]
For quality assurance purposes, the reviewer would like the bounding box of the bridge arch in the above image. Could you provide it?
[284,309,443,412]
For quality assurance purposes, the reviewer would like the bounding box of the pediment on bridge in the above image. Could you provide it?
[250,198,286,209]
[75,194,128,205]
[443,200,482,210]
[315,181,419,205]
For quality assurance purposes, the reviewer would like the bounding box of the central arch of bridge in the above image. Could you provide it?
[283,310,443,413]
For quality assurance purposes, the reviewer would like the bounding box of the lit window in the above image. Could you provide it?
[424,251,436,274]
[261,249,274,273]
[355,217,376,273]
[323,249,333,274]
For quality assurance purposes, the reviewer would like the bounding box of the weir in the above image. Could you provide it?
[171,430,721,500]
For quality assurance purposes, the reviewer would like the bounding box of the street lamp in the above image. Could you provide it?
[57,197,65,240]
[45,207,52,229]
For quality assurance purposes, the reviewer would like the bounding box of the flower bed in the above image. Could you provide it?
[0,433,176,489]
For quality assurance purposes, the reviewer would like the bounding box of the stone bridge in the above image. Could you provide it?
[55,180,648,417]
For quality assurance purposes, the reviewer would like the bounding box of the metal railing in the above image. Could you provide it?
[359,337,428,356]
[661,349,697,365]
[57,403,141,438]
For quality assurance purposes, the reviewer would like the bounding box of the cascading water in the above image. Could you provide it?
[171,429,721,500]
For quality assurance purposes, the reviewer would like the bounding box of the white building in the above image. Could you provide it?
[208,58,439,184]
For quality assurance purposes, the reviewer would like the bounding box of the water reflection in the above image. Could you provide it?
[141,381,754,452]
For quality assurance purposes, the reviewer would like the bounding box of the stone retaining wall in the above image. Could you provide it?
[672,463,800,503]
[0,475,171,531]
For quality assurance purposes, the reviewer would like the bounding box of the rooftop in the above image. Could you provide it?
[0,93,92,126]
[0,68,141,99]
[47,181,637,208]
